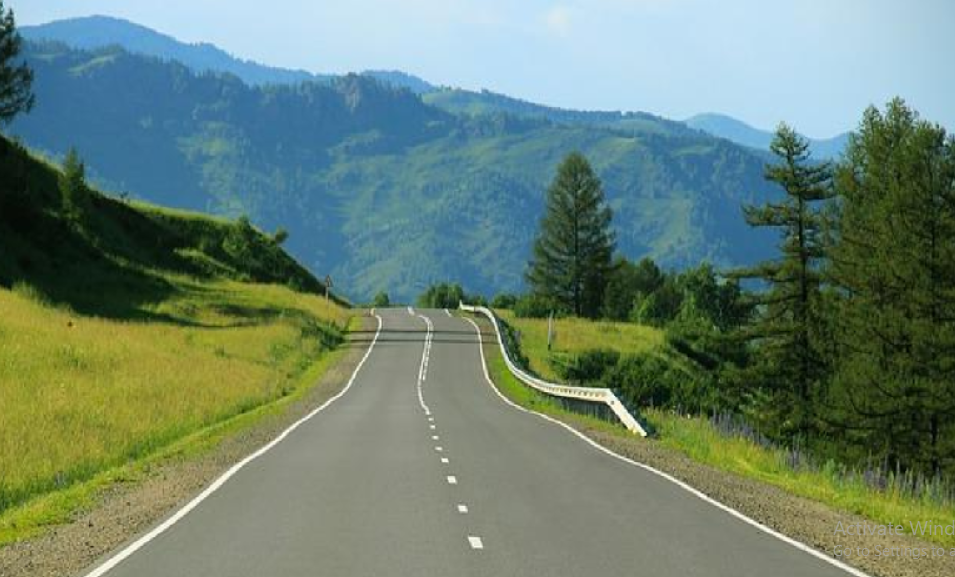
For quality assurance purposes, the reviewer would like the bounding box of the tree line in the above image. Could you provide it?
[508,100,955,479]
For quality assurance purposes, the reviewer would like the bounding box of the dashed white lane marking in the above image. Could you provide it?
[446,475,458,485]
[429,424,436,430]
[435,446,443,452]
[462,317,872,577]
[431,435,440,440]
[457,504,468,513]
[81,314,387,577]
[444,308,452,317]
[441,457,449,464]
[428,416,434,422]
[468,536,484,550]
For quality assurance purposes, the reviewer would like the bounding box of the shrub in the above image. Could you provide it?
[513,293,562,318]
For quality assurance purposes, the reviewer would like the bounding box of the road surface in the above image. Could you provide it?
[81,308,859,577]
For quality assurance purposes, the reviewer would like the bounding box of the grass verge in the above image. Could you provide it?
[497,309,663,381]
[0,283,355,545]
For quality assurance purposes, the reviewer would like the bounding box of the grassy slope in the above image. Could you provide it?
[487,311,955,546]
[0,137,353,543]
[498,310,664,381]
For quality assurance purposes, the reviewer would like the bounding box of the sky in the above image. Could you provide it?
[11,0,954,138]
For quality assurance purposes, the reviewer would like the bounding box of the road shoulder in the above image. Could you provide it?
[0,315,376,577]
[471,316,955,577]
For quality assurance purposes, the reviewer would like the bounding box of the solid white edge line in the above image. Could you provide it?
[462,316,872,577]
[81,313,386,577]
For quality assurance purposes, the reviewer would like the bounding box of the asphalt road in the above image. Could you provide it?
[82,307,859,577]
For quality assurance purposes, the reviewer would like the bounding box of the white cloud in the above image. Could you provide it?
[544,5,573,36]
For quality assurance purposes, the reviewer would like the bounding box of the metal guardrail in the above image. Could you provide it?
[460,303,648,437]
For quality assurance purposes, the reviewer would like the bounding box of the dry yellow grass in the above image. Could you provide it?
[497,310,664,380]
[0,279,350,514]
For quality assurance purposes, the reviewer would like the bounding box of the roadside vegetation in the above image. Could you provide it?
[448,104,955,547]
[0,129,352,542]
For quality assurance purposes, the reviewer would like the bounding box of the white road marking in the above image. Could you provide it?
[457,504,468,513]
[435,446,443,452]
[431,435,439,440]
[444,308,452,317]
[468,536,483,550]
[462,317,872,577]
[407,306,415,315]
[446,475,458,485]
[428,416,434,422]
[441,457,450,464]
[81,314,387,577]
[415,314,434,415]
[429,424,436,430]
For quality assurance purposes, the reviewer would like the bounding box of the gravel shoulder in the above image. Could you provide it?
[477,331,955,577]
[0,315,375,577]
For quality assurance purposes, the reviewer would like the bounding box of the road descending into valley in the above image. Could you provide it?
[82,308,862,577]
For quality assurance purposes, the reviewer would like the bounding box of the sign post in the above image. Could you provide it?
[324,275,333,302]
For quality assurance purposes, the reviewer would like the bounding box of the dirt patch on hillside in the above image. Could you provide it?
[0,315,376,577]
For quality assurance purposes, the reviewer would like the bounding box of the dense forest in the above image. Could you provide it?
[470,99,955,485]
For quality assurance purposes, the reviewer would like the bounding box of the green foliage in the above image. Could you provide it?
[0,1,33,125]
[602,256,663,320]
[527,152,616,318]
[272,227,289,245]
[827,99,955,476]
[371,291,390,308]
[490,292,518,309]
[512,292,562,318]
[731,123,834,440]
[58,147,89,222]
[416,282,465,309]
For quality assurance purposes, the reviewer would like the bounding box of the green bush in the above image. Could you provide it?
[513,293,562,318]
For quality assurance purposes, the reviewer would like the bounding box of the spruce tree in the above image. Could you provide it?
[828,99,955,475]
[59,147,89,222]
[0,1,33,125]
[732,124,833,439]
[527,152,615,318]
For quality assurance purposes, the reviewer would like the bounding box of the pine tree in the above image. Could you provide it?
[0,1,33,125]
[59,147,89,222]
[527,152,615,318]
[732,124,833,439]
[828,99,955,475]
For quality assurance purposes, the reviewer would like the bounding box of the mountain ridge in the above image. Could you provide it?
[10,38,781,302]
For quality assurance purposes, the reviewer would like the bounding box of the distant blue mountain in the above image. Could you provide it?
[685,113,849,160]
[20,15,435,94]
[20,15,331,86]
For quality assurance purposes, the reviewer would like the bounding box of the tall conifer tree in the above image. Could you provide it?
[828,99,955,475]
[527,152,615,318]
[732,124,833,439]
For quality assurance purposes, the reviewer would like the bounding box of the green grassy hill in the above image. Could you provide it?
[11,41,780,302]
[0,136,352,541]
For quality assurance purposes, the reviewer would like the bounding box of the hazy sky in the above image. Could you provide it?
[12,0,954,138]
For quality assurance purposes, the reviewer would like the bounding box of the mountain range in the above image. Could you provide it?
[20,16,848,157]
[10,17,807,301]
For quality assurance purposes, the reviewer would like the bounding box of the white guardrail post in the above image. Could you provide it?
[460,303,648,437]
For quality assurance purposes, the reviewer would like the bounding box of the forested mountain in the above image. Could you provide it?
[685,113,849,160]
[10,41,779,301]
